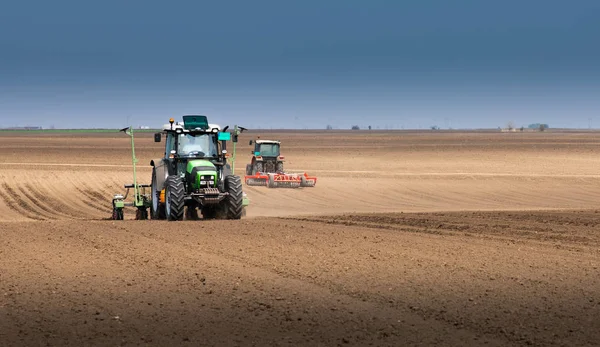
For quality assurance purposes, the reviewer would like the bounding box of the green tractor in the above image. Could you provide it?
[149,115,249,221]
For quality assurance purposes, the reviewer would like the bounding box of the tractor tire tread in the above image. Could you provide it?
[166,176,185,221]
[225,175,244,219]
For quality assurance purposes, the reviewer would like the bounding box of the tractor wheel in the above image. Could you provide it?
[224,175,244,219]
[253,162,263,175]
[112,208,123,220]
[276,162,284,173]
[267,174,275,188]
[165,176,185,221]
[246,164,252,176]
[151,168,166,220]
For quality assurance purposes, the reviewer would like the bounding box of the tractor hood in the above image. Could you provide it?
[186,159,216,173]
[186,160,218,189]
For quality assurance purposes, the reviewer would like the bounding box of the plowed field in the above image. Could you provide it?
[1,130,600,346]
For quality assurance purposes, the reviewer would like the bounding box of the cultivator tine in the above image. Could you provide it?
[245,178,268,186]
[271,181,301,188]
[245,171,317,188]
[300,179,316,187]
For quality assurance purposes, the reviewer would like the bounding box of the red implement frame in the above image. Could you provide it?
[244,172,317,188]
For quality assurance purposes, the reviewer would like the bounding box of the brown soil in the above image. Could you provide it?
[1,130,600,346]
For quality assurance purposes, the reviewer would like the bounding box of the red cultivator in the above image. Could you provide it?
[245,172,317,188]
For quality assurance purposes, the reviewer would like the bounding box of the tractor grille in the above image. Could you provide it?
[200,188,220,195]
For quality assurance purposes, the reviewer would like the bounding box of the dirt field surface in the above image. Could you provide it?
[1,130,600,346]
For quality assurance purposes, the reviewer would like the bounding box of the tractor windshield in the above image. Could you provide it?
[258,143,280,157]
[177,133,217,157]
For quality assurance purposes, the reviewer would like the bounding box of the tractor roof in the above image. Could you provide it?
[162,121,221,133]
[256,140,280,144]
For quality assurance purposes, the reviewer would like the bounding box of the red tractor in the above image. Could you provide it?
[244,138,316,188]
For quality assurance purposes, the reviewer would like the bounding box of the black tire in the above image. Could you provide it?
[276,161,284,173]
[165,175,185,221]
[253,161,263,174]
[224,175,244,219]
[112,208,123,220]
[151,168,166,220]
[246,164,252,176]
[267,174,275,188]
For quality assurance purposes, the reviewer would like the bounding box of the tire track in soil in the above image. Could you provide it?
[0,183,46,221]
[40,172,106,220]
[15,186,60,220]
[286,212,600,251]
[24,184,86,220]
[73,179,113,214]
[117,227,510,346]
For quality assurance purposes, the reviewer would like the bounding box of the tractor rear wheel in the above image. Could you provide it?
[246,164,252,176]
[276,162,284,173]
[151,168,166,220]
[253,162,263,174]
[224,175,244,219]
[165,176,185,221]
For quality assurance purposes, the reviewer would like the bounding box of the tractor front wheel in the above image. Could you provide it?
[223,175,244,219]
[165,176,185,221]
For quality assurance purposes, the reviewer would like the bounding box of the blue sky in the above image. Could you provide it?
[1,0,599,129]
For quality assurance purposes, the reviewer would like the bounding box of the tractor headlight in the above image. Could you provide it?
[200,175,215,186]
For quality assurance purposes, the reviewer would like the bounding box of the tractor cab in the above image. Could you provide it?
[246,139,285,175]
[155,116,228,161]
[250,139,281,158]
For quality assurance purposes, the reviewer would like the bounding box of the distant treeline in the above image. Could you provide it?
[528,123,549,129]
[0,128,161,133]
[1,126,43,130]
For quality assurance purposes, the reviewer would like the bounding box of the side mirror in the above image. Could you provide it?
[233,134,238,143]
[154,133,161,142]
[248,140,253,145]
